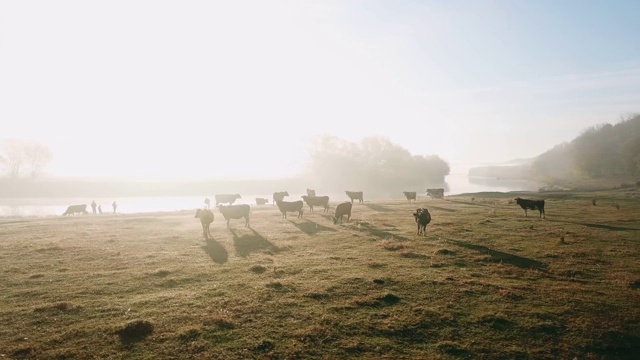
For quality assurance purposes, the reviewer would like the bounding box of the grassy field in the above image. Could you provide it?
[1,189,639,359]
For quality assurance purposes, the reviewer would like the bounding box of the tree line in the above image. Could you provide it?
[0,138,53,178]
[531,113,640,179]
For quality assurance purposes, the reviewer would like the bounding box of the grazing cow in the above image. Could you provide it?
[301,195,330,212]
[333,202,352,224]
[215,194,241,206]
[217,204,250,227]
[345,191,363,204]
[426,188,445,199]
[195,209,214,239]
[62,204,88,216]
[514,197,545,218]
[256,198,269,205]
[275,200,304,219]
[413,208,431,236]
[403,191,417,203]
[272,191,289,206]
[306,188,316,197]
[204,198,211,209]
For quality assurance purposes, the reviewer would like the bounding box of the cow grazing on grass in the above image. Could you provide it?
[413,208,431,236]
[275,200,304,219]
[333,202,352,224]
[256,198,269,205]
[217,204,250,228]
[306,189,316,197]
[345,191,363,203]
[272,191,289,206]
[403,191,417,203]
[63,204,88,216]
[427,188,444,199]
[301,195,330,212]
[514,197,545,218]
[215,194,241,206]
[195,209,214,239]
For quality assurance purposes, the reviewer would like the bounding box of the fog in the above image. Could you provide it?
[2,1,639,181]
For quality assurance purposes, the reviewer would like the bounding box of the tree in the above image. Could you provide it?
[306,135,450,196]
[0,138,53,178]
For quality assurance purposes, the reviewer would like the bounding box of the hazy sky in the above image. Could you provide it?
[1,0,639,179]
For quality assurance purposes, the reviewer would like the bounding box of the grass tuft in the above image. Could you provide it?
[250,264,267,274]
[116,319,154,342]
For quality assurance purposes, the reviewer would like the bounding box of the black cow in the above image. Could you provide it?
[215,194,241,206]
[217,204,250,227]
[345,191,363,203]
[426,188,444,199]
[256,198,269,205]
[413,208,431,236]
[195,208,214,239]
[301,195,330,212]
[403,191,417,203]
[275,200,304,219]
[63,204,88,216]
[272,191,289,206]
[514,197,545,218]
[333,202,352,224]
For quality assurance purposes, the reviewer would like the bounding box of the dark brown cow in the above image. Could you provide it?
[403,191,417,203]
[514,197,545,218]
[333,202,352,224]
[426,188,444,199]
[275,200,304,219]
[413,208,431,236]
[195,208,214,239]
[63,204,88,216]
[256,198,269,205]
[301,195,330,212]
[217,204,250,227]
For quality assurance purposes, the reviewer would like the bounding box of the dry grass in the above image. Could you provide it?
[1,189,640,359]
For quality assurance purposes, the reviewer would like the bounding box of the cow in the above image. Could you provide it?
[217,204,250,227]
[275,200,304,219]
[215,194,241,206]
[62,204,88,216]
[333,202,352,224]
[272,191,289,206]
[306,188,316,197]
[413,208,431,236]
[403,191,417,203]
[256,198,269,205]
[514,197,545,218]
[427,188,444,199]
[345,191,363,203]
[195,208,214,239]
[301,195,330,212]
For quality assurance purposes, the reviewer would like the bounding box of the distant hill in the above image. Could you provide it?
[469,113,640,182]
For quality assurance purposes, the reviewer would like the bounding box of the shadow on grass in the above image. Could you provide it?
[446,238,548,271]
[355,222,411,242]
[446,200,493,208]
[230,228,280,257]
[363,203,394,212]
[200,238,228,264]
[288,219,337,235]
[548,219,640,232]
[426,205,457,213]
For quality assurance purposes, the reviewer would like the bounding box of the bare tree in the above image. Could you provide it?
[0,138,53,178]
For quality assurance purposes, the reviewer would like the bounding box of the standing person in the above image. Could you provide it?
[112,201,118,214]
[91,200,97,214]
[204,198,211,209]
[98,205,103,214]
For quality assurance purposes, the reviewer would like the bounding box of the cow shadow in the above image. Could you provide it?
[354,222,411,242]
[446,238,548,271]
[229,228,280,257]
[288,219,337,235]
[548,219,640,232]
[363,203,394,212]
[200,238,228,264]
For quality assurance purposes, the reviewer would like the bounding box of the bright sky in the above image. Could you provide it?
[1,0,639,179]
